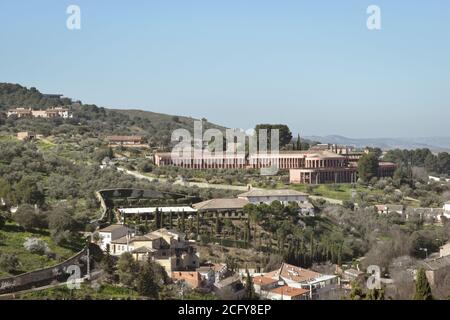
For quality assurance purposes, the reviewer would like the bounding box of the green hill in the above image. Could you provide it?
[0,83,225,148]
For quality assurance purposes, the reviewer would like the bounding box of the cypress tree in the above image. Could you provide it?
[244,269,256,300]
[413,268,433,300]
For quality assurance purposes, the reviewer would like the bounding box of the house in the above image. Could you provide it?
[266,285,310,301]
[444,201,450,214]
[252,275,279,296]
[192,198,249,219]
[105,227,200,274]
[97,224,131,251]
[7,107,72,119]
[375,204,404,215]
[270,263,339,300]
[171,271,203,289]
[238,189,309,205]
[107,135,146,147]
[7,108,33,118]
[17,131,35,141]
[196,263,228,286]
[418,255,450,286]
[439,242,450,258]
[340,268,365,289]
[213,274,246,299]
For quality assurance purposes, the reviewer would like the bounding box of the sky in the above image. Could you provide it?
[1,0,449,138]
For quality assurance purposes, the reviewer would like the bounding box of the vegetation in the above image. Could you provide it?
[358,152,379,183]
[413,268,433,300]
[0,222,82,278]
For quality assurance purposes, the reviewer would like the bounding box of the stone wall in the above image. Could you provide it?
[0,246,90,294]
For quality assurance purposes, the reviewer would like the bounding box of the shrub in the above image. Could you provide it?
[0,253,19,273]
[23,237,52,256]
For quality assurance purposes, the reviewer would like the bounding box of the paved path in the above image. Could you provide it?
[117,167,343,204]
[117,167,252,191]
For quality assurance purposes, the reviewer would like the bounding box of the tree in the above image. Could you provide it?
[13,204,44,231]
[244,269,257,300]
[136,260,161,298]
[413,268,433,300]
[48,209,76,234]
[101,245,116,283]
[0,253,19,273]
[117,252,139,287]
[0,212,5,229]
[0,178,14,206]
[14,176,45,206]
[349,281,364,300]
[358,152,379,183]
[225,256,238,273]
[365,287,385,300]
[254,124,292,148]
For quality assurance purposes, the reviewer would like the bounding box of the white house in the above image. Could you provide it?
[440,242,450,258]
[444,201,450,213]
[238,189,309,205]
[265,263,339,300]
[97,224,131,251]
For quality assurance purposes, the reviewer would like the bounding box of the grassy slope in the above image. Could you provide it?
[18,283,141,300]
[0,223,83,278]
[112,108,226,131]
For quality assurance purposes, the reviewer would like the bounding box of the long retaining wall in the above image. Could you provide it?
[0,245,91,294]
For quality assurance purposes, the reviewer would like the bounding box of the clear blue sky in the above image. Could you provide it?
[1,1,449,138]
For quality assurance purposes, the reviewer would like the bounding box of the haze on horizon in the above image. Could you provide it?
[1,1,449,138]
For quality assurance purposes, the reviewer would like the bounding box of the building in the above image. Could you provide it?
[17,131,35,141]
[171,271,203,289]
[192,198,249,219]
[213,274,246,299]
[196,263,228,287]
[377,162,397,178]
[7,107,72,119]
[42,94,64,99]
[374,204,405,215]
[7,108,33,118]
[252,275,279,296]
[266,263,339,300]
[154,151,247,169]
[97,224,131,251]
[439,242,450,258]
[266,285,310,301]
[154,149,395,184]
[444,201,450,213]
[107,135,146,147]
[103,227,200,274]
[237,189,309,205]
[340,268,365,289]
[419,255,450,286]
[289,154,358,184]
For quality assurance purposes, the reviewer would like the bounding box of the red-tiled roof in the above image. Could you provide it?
[270,285,309,297]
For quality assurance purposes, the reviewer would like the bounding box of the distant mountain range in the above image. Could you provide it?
[304,135,450,152]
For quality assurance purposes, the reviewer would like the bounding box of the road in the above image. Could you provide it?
[117,166,343,204]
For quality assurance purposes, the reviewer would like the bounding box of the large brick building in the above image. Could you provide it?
[153,149,396,184]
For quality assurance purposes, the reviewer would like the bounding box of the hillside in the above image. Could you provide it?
[305,135,450,152]
[0,83,225,148]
